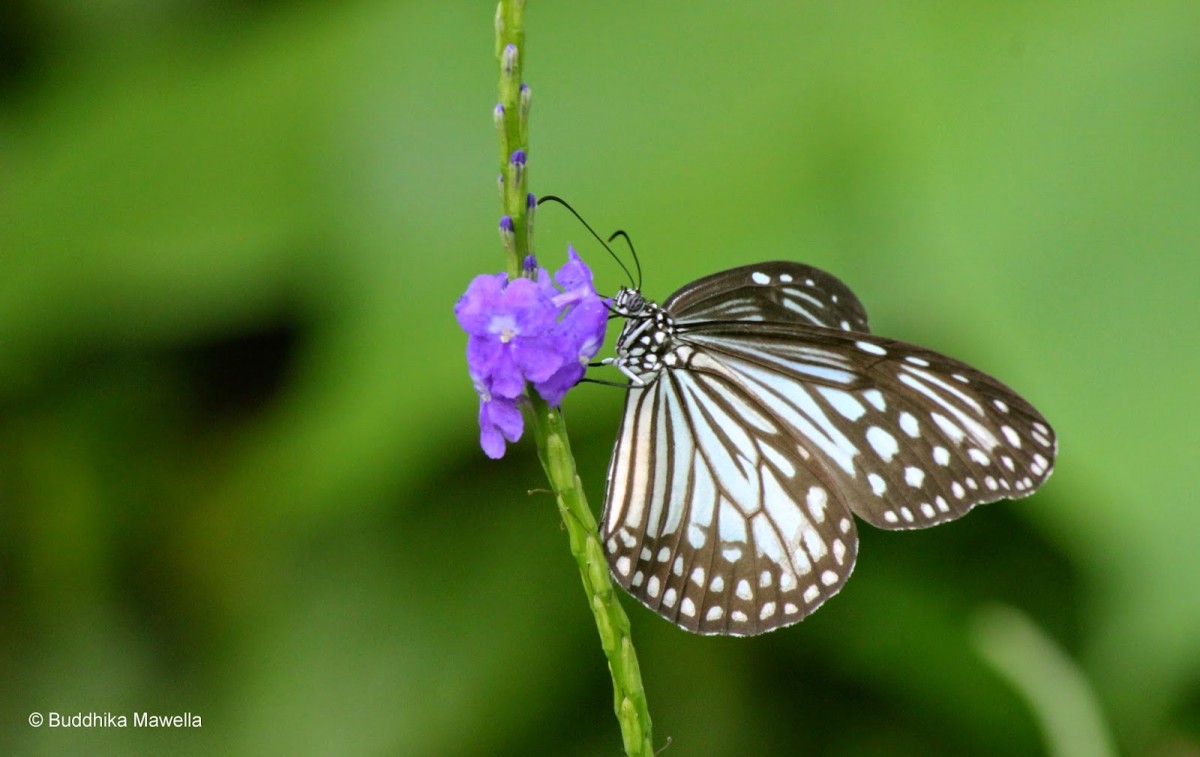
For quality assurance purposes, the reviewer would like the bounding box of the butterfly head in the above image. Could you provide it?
[610,287,649,317]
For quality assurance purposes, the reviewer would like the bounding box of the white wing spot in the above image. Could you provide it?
[640,547,652,561]
[1032,430,1052,447]
[1002,455,1015,470]
[681,597,696,617]
[1001,425,1021,447]
[966,477,979,490]
[760,570,772,588]
[785,602,800,614]
[968,448,990,466]
[900,507,915,522]
[863,389,886,410]
[952,482,966,499]
[840,320,851,330]
[819,387,867,420]
[933,446,951,466]
[751,271,771,285]
[632,570,644,587]
[994,399,1010,413]
[930,412,967,444]
[1033,422,1050,435]
[905,466,926,488]
[722,546,742,562]
[620,530,637,548]
[952,373,969,383]
[663,588,678,608]
[935,496,949,512]
[760,602,777,620]
[899,412,920,437]
[706,606,724,621]
[616,556,631,576]
[690,567,705,586]
[868,473,887,496]
[732,610,749,623]
[736,579,753,600]
[920,503,936,518]
[856,341,887,356]
[607,538,618,554]
[657,546,670,563]
[866,426,899,462]
[760,442,796,478]
[803,585,820,603]
[832,538,847,564]
[647,576,661,598]
[779,273,794,283]
[709,575,725,592]
[839,518,852,534]
[673,555,684,576]
[883,510,899,524]
[807,487,828,522]
[820,570,839,586]
[780,572,798,591]
[905,356,930,367]
[985,476,998,490]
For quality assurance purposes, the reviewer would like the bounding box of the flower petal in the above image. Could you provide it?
[455,273,508,334]
[489,348,526,398]
[501,277,556,335]
[466,335,502,380]
[555,245,595,293]
[535,361,585,406]
[487,395,524,440]
[512,336,564,383]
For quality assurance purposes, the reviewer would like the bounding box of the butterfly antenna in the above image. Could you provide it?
[606,229,642,290]
[537,195,637,289]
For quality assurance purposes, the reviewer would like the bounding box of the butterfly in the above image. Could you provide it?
[600,261,1057,636]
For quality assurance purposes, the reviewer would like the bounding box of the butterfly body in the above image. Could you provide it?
[601,262,1056,636]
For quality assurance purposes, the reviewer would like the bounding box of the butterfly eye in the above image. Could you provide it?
[602,262,1055,636]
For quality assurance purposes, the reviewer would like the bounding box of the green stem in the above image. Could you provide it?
[525,397,654,756]
[494,3,654,754]
[496,0,529,279]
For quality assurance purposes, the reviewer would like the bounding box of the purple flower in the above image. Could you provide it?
[551,246,598,308]
[455,249,609,457]
[455,273,561,399]
[536,295,608,405]
[476,379,523,459]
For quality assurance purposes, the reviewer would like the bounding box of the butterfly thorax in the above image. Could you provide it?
[611,287,681,385]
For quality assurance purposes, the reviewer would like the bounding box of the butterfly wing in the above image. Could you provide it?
[663,262,871,333]
[603,261,1055,635]
[603,359,859,636]
[676,322,1057,530]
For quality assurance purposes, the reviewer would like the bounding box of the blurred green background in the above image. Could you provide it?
[2,1,1197,754]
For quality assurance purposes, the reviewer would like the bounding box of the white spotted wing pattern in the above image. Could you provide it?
[602,262,1056,635]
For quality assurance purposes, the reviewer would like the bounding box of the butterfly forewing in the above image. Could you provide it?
[602,261,1056,636]
[665,261,871,333]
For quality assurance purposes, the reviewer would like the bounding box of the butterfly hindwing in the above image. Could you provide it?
[603,358,859,635]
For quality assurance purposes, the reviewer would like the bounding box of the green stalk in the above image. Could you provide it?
[493,3,654,754]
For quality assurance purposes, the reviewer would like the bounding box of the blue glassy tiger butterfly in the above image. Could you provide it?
[600,261,1056,636]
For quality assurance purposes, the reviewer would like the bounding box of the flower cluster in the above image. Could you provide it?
[455,247,607,458]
